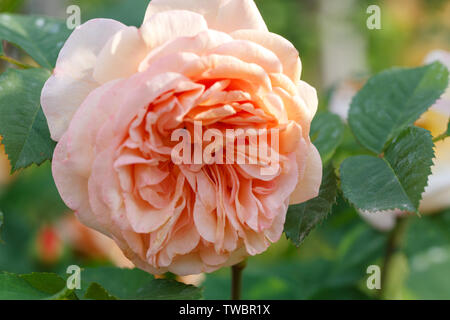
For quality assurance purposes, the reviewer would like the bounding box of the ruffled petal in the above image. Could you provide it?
[93,27,148,84]
[289,144,322,205]
[141,10,208,50]
[41,19,126,141]
[231,29,301,81]
[143,0,267,33]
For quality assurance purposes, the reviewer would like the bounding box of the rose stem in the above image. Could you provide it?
[231,259,247,300]
[379,216,409,299]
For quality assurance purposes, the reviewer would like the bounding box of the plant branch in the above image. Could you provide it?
[231,259,247,300]
[433,133,449,143]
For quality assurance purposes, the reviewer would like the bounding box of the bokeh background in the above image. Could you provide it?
[0,0,449,299]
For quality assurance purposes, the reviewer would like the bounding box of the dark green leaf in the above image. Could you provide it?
[384,127,434,211]
[284,164,338,247]
[0,272,76,300]
[80,0,149,27]
[349,62,449,153]
[85,283,117,300]
[0,272,49,300]
[0,14,71,69]
[20,272,65,295]
[0,68,55,172]
[81,267,202,300]
[310,112,344,163]
[340,127,434,212]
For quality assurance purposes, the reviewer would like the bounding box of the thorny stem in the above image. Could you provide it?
[231,259,247,300]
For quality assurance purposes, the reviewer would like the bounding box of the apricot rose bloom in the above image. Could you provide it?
[41,0,322,275]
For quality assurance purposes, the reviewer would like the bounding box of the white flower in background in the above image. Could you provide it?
[329,50,450,231]
[328,80,361,122]
[423,50,450,117]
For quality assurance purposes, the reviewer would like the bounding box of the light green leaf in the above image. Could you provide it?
[0,272,76,300]
[84,283,117,300]
[310,112,344,163]
[349,62,449,154]
[284,164,338,247]
[0,68,55,172]
[81,267,202,300]
[340,127,434,213]
[0,14,70,69]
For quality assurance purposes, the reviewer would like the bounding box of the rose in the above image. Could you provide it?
[41,0,322,275]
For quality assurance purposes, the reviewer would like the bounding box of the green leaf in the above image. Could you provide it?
[20,272,66,295]
[0,272,76,300]
[0,14,71,69]
[310,112,344,163]
[0,272,49,300]
[340,127,434,213]
[84,283,117,300]
[284,164,338,247]
[349,62,449,154]
[0,68,55,172]
[81,267,202,300]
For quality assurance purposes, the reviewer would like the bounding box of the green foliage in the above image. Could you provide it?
[20,272,64,293]
[0,272,73,300]
[285,164,337,247]
[349,62,449,154]
[310,112,344,163]
[76,0,149,27]
[205,204,386,299]
[81,267,202,300]
[84,283,117,300]
[0,267,203,300]
[0,68,54,172]
[0,14,71,69]
[341,127,434,213]
[402,210,450,299]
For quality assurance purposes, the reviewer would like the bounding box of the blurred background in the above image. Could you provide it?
[0,0,449,299]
